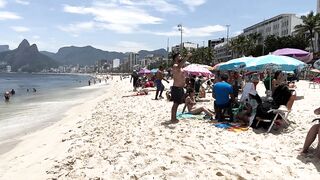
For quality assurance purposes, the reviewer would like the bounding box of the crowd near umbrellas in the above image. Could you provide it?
[183,64,213,77]
[272,48,313,63]
[217,56,255,71]
[138,68,151,75]
[244,55,305,72]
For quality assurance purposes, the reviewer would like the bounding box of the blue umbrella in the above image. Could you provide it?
[151,68,158,74]
[218,57,255,71]
[245,55,305,72]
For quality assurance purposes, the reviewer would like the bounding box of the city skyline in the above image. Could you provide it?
[0,0,316,52]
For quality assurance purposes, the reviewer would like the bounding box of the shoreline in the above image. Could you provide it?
[0,79,113,179]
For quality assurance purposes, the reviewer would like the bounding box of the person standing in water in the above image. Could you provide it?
[170,52,192,123]
[154,66,169,100]
[4,91,10,101]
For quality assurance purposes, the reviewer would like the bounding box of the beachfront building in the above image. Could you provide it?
[213,41,232,63]
[6,65,11,73]
[316,0,320,52]
[243,14,302,44]
[112,59,120,69]
[171,42,198,53]
[128,52,139,71]
[208,38,225,49]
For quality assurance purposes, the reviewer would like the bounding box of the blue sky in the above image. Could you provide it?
[0,0,316,52]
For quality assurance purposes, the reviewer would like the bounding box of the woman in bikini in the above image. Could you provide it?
[185,88,214,117]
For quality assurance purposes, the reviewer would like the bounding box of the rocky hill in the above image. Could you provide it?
[0,39,58,72]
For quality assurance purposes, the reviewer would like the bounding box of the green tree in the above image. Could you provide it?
[264,35,308,54]
[294,11,320,53]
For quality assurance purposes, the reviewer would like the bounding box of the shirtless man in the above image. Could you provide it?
[171,52,192,123]
[155,66,169,100]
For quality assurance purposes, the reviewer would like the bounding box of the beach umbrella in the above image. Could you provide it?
[138,68,151,75]
[310,69,320,73]
[183,64,213,77]
[314,59,320,70]
[272,48,312,63]
[151,68,158,74]
[218,56,256,71]
[245,55,305,72]
[212,62,226,71]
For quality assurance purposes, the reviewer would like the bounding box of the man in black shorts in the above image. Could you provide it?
[170,52,192,123]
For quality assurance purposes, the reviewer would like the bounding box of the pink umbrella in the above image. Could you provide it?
[272,48,313,63]
[138,68,151,75]
[183,64,213,77]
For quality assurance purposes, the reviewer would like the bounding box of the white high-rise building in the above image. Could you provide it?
[317,0,320,13]
[112,59,120,68]
[243,14,302,44]
[128,52,139,70]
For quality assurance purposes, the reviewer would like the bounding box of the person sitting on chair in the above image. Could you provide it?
[272,70,296,111]
[212,74,234,121]
[185,88,214,117]
[301,107,320,158]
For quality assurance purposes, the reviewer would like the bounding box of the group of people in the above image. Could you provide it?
[3,89,15,101]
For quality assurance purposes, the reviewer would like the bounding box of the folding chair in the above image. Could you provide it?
[309,78,320,88]
[256,106,291,133]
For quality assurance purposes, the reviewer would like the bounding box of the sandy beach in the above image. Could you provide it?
[0,76,320,179]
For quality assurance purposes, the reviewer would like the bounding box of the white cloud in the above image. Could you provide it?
[15,0,29,5]
[99,41,151,52]
[11,26,30,32]
[32,35,40,39]
[62,1,164,34]
[180,0,206,11]
[0,0,6,8]
[58,21,95,34]
[153,25,226,37]
[117,0,179,13]
[0,11,22,20]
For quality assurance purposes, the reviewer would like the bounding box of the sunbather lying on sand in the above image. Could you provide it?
[185,88,214,118]
[122,89,149,97]
[301,107,320,158]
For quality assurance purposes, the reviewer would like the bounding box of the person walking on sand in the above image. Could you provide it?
[130,70,139,91]
[155,66,169,100]
[170,52,192,123]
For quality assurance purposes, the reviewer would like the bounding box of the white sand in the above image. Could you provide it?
[0,77,320,179]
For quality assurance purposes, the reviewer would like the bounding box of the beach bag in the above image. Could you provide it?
[272,84,291,106]
[251,101,279,128]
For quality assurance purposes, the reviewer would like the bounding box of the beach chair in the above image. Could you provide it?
[309,77,320,88]
[256,105,291,133]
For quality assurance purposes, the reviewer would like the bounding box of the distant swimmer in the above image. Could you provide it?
[27,88,29,92]
[32,88,37,93]
[4,91,10,101]
[10,89,15,95]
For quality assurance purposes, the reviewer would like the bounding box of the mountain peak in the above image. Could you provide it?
[18,39,30,50]
[30,44,39,52]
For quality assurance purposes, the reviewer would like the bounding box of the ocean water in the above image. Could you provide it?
[0,73,104,143]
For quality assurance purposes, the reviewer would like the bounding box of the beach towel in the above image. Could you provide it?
[213,122,249,132]
[176,112,204,120]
